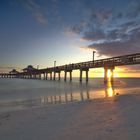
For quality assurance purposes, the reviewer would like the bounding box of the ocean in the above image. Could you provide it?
[0,78,140,113]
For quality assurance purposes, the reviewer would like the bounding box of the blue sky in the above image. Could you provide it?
[0,0,140,72]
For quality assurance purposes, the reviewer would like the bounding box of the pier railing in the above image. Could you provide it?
[38,53,140,72]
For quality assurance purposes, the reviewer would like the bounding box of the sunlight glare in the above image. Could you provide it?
[106,81,114,97]
[107,70,112,78]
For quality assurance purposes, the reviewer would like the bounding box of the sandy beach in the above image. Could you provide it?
[0,93,140,140]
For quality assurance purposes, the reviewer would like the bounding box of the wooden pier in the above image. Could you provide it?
[0,53,140,82]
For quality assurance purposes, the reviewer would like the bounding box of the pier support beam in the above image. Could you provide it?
[34,74,37,79]
[64,71,67,81]
[58,72,61,81]
[45,73,48,80]
[64,70,72,82]
[70,71,72,81]
[86,70,89,82]
[39,74,41,80]
[53,72,56,80]
[79,68,89,82]
[110,69,114,82]
[53,71,61,81]
[30,74,32,79]
[50,72,52,80]
[104,68,108,83]
[80,70,82,82]
[43,73,46,80]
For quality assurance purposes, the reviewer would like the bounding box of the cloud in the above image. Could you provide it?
[83,29,106,41]
[86,39,140,57]
[90,9,112,25]
[68,1,140,58]
[18,0,47,25]
[69,9,112,35]
[68,20,88,35]
[86,24,140,56]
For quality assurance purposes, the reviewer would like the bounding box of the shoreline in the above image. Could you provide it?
[0,93,140,140]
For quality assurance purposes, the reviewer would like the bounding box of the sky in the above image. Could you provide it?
[1,0,140,77]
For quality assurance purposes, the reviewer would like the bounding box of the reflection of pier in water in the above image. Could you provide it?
[40,81,116,106]
[2,80,117,109]
[40,92,90,105]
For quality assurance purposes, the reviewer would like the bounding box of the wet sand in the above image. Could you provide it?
[0,93,140,140]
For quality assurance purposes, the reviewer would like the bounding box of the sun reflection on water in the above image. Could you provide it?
[105,81,115,97]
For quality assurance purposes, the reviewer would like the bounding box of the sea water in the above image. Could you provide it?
[0,78,140,113]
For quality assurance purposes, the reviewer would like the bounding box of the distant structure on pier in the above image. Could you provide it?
[9,69,19,75]
[23,65,37,72]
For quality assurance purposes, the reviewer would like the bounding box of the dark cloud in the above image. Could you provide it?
[83,29,106,41]
[70,24,84,34]
[90,9,112,24]
[69,8,112,35]
[69,1,140,57]
[121,21,136,27]
[87,40,140,57]
[86,26,140,56]
[68,20,88,35]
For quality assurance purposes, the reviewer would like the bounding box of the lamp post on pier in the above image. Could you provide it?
[54,61,56,68]
[93,51,96,61]
[53,61,56,80]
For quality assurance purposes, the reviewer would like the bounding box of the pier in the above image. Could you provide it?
[0,53,140,82]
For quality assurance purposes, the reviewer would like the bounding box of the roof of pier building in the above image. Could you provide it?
[23,65,37,72]
[9,69,19,74]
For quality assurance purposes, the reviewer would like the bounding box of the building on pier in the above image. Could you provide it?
[22,65,39,79]
[23,65,37,72]
[9,69,19,74]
